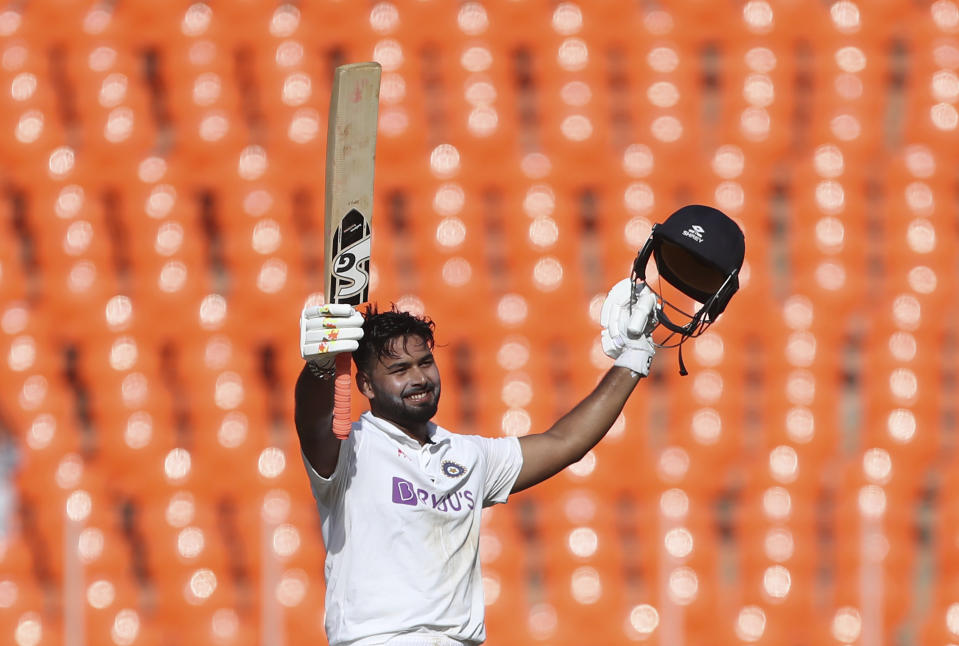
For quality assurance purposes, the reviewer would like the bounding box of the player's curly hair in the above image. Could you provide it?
[354,303,436,372]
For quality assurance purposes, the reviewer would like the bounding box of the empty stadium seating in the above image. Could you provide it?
[1,1,958,645]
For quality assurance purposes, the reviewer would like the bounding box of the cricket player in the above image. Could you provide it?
[294,203,745,645]
[294,282,657,646]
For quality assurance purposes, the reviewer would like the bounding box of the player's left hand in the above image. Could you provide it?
[600,278,658,376]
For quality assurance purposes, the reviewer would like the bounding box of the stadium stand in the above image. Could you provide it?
[1,1,958,645]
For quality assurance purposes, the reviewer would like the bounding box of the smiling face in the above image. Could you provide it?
[357,334,441,438]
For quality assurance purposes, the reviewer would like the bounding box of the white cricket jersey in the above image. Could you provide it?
[302,411,524,646]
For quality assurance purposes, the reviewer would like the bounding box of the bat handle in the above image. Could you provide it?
[332,353,353,439]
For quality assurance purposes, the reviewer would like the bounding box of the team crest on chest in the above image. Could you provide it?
[441,460,468,478]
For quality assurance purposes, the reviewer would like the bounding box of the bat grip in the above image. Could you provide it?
[332,353,353,439]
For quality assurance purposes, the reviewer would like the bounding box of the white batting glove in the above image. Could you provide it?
[600,278,659,376]
[299,303,365,368]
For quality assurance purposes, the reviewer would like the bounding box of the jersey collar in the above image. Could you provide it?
[362,411,442,449]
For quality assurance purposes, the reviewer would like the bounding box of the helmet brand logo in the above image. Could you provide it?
[682,225,705,243]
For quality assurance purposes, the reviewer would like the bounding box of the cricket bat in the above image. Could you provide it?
[324,62,382,439]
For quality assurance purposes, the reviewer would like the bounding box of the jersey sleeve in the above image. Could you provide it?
[300,425,357,502]
[472,435,523,507]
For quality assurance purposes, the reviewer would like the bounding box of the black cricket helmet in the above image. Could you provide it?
[632,204,745,339]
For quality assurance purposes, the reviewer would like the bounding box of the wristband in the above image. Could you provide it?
[307,360,337,380]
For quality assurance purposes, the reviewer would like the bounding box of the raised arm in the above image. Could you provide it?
[512,366,643,492]
[294,364,342,477]
[512,279,658,493]
[294,304,364,477]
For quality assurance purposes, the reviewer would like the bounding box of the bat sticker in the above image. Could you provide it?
[330,208,371,304]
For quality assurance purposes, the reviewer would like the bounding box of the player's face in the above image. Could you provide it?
[361,334,441,431]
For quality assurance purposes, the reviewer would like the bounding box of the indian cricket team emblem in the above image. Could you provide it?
[441,460,467,478]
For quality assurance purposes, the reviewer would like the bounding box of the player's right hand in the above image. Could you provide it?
[299,303,365,365]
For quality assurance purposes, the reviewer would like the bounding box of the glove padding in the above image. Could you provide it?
[300,303,365,366]
[600,278,659,376]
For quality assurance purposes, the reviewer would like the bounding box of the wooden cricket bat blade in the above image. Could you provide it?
[324,61,381,439]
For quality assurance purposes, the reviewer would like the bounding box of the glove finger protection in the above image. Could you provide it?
[302,303,356,319]
[600,278,634,358]
[300,304,365,364]
[600,279,659,355]
[627,287,658,338]
[600,279,659,377]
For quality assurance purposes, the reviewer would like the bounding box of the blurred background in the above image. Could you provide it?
[1,0,958,645]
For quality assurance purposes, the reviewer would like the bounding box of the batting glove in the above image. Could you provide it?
[600,278,659,377]
[299,303,365,368]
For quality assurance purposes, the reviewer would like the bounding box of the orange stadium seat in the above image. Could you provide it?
[477,0,556,48]
[0,228,29,302]
[156,609,257,646]
[9,374,79,467]
[482,538,531,641]
[231,496,325,586]
[203,0,284,51]
[0,570,47,634]
[803,41,890,151]
[0,536,47,646]
[154,596,250,645]
[222,443,312,506]
[0,35,71,180]
[76,576,148,643]
[757,297,845,461]
[888,230,957,315]
[73,522,138,582]
[89,406,181,500]
[621,68,706,175]
[20,177,116,281]
[737,514,819,589]
[439,37,523,169]
[275,572,329,646]
[297,1,378,61]
[635,0,722,51]
[0,609,61,646]
[899,4,959,151]
[0,368,77,450]
[659,343,748,475]
[119,180,217,299]
[857,310,946,467]
[528,37,617,176]
[714,40,800,163]
[22,474,122,581]
[82,359,173,429]
[702,142,777,228]
[28,274,123,346]
[174,324,266,396]
[829,459,921,576]
[248,8,334,176]
[64,40,157,170]
[919,596,959,646]
[585,164,659,287]
[215,182,302,262]
[189,416,278,499]
[158,33,251,182]
[374,76,433,189]
[0,298,53,367]
[142,521,232,588]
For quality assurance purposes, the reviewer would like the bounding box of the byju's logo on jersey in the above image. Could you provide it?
[682,224,705,243]
[441,460,468,478]
[392,477,475,512]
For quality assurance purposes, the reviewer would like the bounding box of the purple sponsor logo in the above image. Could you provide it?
[392,477,418,506]
[391,477,475,512]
